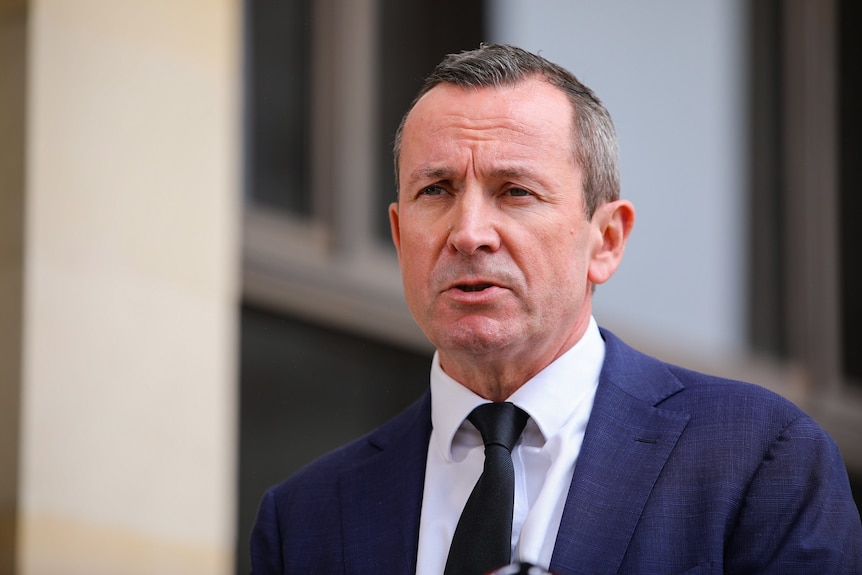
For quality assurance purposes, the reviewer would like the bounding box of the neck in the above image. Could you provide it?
[442,361,538,402]
[439,321,591,401]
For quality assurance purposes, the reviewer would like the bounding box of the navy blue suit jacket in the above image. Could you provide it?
[251,329,862,574]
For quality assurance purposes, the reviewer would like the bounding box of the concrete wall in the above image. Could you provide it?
[15,1,240,573]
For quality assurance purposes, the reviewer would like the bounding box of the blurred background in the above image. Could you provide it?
[1,0,859,573]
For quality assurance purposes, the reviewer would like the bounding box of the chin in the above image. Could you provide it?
[435,321,520,357]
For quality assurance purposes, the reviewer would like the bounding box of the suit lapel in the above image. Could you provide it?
[339,392,432,575]
[550,331,691,575]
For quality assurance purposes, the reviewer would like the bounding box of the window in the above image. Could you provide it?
[245,0,313,216]
[242,0,484,347]
[839,0,862,386]
[748,0,862,473]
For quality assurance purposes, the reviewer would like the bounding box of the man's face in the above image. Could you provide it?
[390,78,606,375]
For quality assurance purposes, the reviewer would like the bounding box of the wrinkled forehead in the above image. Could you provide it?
[399,79,577,176]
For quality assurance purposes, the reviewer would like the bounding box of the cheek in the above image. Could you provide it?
[402,219,447,261]
[398,235,436,289]
[533,230,590,286]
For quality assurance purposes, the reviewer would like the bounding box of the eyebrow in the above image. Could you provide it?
[486,165,536,181]
[407,165,457,185]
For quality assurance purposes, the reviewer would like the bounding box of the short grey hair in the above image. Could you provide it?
[393,44,619,217]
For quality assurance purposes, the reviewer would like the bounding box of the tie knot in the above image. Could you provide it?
[468,402,529,452]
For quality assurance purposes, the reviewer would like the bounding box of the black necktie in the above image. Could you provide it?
[444,402,530,575]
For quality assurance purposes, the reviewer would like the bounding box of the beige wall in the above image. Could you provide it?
[15,1,240,573]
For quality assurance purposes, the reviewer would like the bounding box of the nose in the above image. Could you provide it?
[447,191,501,255]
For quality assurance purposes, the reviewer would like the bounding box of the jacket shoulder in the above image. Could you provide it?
[250,392,431,574]
[263,390,431,502]
[599,327,807,420]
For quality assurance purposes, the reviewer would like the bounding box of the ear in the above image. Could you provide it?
[587,199,635,285]
[389,201,403,262]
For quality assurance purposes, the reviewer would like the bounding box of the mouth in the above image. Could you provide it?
[456,283,495,292]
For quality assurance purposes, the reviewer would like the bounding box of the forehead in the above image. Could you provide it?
[399,79,575,178]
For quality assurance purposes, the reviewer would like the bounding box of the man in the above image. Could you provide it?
[251,44,862,574]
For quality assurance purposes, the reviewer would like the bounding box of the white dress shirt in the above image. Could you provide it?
[415,317,605,574]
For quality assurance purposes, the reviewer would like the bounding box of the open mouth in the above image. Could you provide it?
[457,283,494,292]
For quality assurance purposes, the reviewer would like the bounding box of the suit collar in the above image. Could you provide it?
[550,329,691,575]
[596,328,687,406]
[430,317,606,461]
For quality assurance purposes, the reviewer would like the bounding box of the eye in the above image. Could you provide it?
[506,187,532,197]
[420,185,446,197]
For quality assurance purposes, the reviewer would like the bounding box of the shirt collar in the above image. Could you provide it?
[430,317,606,461]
